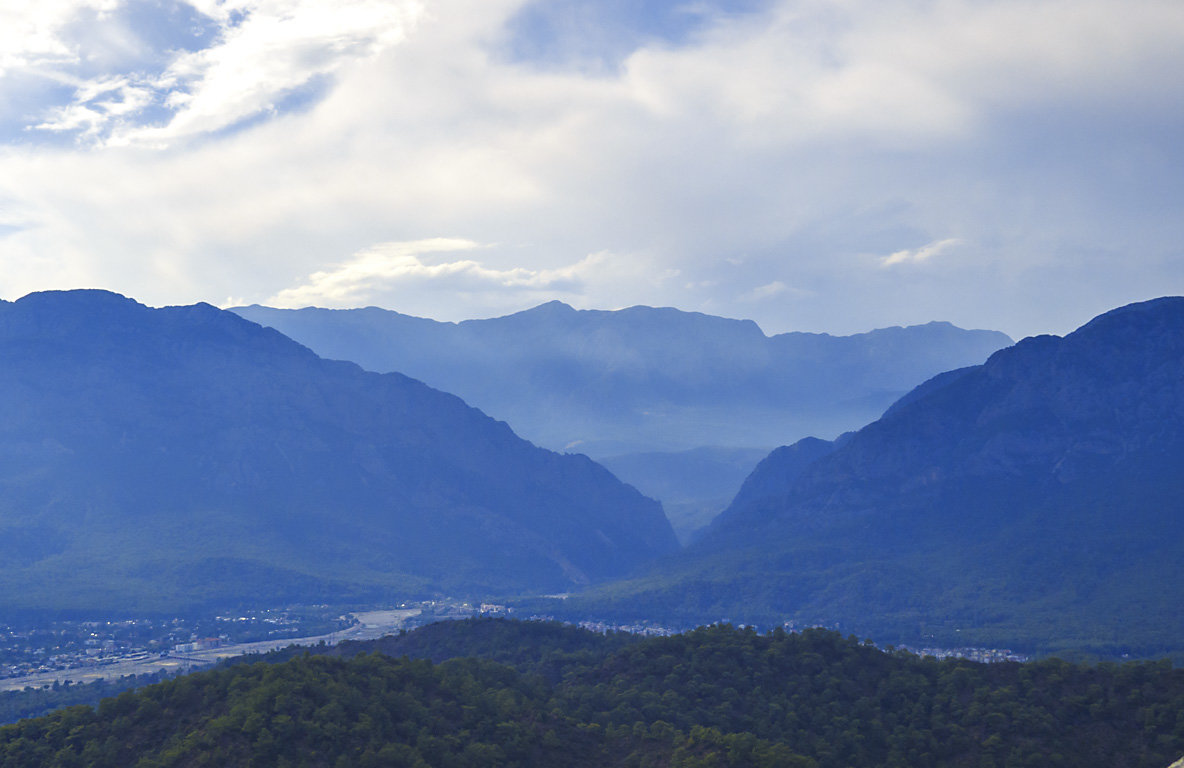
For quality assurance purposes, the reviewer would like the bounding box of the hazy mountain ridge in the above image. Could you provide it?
[232,301,1011,539]
[562,297,1184,657]
[0,290,676,613]
[231,302,1013,456]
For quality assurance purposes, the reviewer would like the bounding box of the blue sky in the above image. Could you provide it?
[0,0,1181,338]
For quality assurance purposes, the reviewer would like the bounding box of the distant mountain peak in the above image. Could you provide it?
[536,299,576,310]
[14,288,144,313]
[514,299,577,315]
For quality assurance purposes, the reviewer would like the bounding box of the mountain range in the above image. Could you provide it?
[232,301,1012,457]
[561,297,1184,658]
[0,290,676,614]
[232,302,1012,537]
[5,288,1179,658]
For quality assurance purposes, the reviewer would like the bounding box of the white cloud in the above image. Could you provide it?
[133,0,423,144]
[268,239,613,309]
[22,0,425,146]
[881,238,963,267]
[0,0,121,76]
[743,281,789,302]
[0,0,1182,338]
[35,75,155,136]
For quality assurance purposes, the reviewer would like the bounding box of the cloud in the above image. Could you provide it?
[34,75,155,136]
[742,280,789,302]
[20,0,425,146]
[881,238,962,267]
[267,239,613,310]
[131,0,423,145]
[0,0,1182,339]
[0,1,121,76]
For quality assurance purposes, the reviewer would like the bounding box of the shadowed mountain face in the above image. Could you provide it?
[0,291,676,614]
[231,302,1013,457]
[566,298,1184,658]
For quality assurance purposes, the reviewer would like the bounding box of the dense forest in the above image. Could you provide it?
[2,619,1183,767]
[0,672,174,726]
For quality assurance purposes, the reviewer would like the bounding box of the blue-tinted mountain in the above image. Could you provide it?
[564,297,1184,658]
[232,302,1010,537]
[0,290,676,614]
[723,436,840,513]
[231,302,1012,456]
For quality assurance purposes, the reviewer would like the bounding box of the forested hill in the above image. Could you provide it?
[0,290,675,613]
[2,619,1183,767]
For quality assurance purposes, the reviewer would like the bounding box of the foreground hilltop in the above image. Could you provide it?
[0,290,676,613]
[232,301,1012,456]
[3,619,1182,767]
[567,297,1184,658]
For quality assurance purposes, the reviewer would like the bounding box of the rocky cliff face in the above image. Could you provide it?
[0,291,676,613]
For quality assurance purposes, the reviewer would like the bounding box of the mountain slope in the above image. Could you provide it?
[231,302,1012,456]
[0,290,676,613]
[564,297,1184,657]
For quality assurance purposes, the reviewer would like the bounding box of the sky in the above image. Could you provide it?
[0,0,1181,339]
